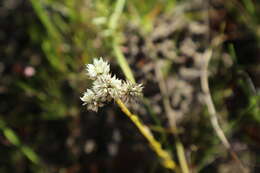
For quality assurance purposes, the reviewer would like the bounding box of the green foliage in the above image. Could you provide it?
[0,119,40,164]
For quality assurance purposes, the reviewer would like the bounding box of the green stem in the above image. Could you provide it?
[116,99,176,170]
[176,139,190,173]
[113,40,136,83]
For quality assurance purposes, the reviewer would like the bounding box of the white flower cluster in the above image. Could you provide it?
[81,58,143,112]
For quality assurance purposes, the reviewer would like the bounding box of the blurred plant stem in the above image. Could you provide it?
[0,118,40,165]
[200,49,247,173]
[30,0,61,41]
[113,39,136,83]
[155,62,190,173]
[108,0,136,83]
[116,99,176,171]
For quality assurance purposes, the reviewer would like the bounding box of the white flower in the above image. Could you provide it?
[121,81,143,103]
[93,74,122,100]
[86,58,110,80]
[81,57,144,112]
[81,89,95,104]
[81,89,104,112]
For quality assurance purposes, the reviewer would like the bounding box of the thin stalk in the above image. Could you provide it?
[108,0,126,32]
[109,0,176,170]
[155,63,190,173]
[200,50,247,173]
[108,0,136,83]
[116,99,176,170]
[113,39,136,83]
[30,0,61,40]
[175,139,190,173]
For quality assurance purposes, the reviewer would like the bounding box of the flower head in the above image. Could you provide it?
[80,89,104,112]
[121,81,143,103]
[81,57,143,112]
[93,74,122,101]
[86,58,110,80]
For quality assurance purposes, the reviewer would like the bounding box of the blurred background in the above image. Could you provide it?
[0,0,259,172]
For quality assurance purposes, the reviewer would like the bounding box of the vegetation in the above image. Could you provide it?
[0,0,259,172]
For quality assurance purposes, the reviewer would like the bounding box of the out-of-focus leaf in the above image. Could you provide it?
[3,129,21,146]
[21,146,40,164]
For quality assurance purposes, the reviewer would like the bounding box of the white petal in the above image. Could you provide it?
[85,57,110,79]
